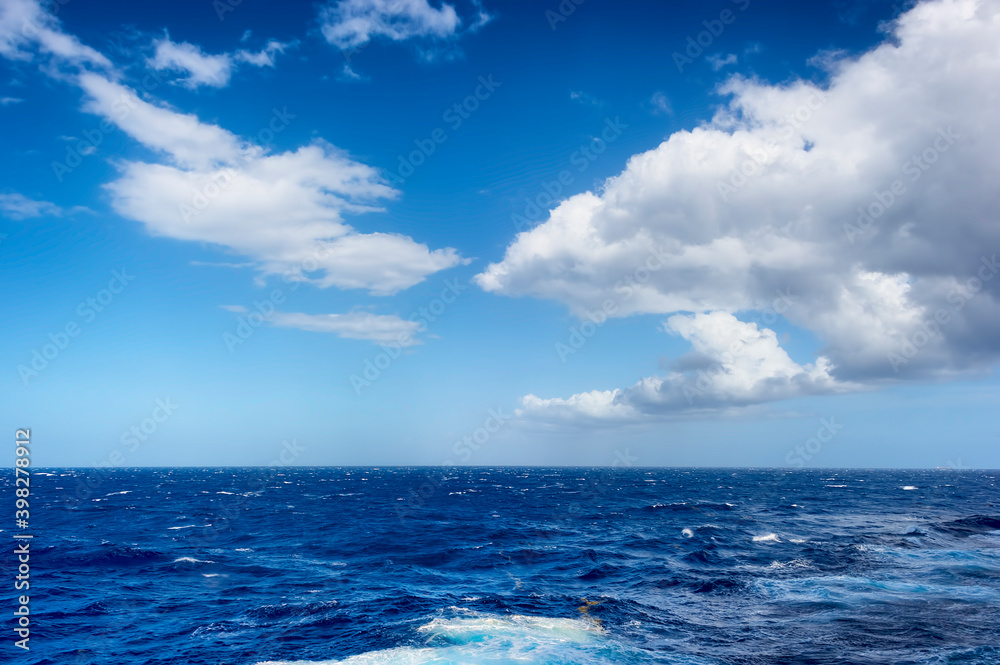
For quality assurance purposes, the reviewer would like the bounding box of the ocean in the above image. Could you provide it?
[6,467,1000,665]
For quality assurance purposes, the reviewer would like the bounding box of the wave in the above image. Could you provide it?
[934,515,1000,537]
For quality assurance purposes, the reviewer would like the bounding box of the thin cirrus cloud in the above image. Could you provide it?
[707,53,739,71]
[0,192,88,219]
[319,0,492,52]
[1,0,465,297]
[219,306,421,345]
[269,311,423,346]
[148,35,293,89]
[478,0,1000,423]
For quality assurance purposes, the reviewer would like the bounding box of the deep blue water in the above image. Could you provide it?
[4,467,1000,665]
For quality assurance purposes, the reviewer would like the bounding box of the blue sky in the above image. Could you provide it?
[1,0,998,468]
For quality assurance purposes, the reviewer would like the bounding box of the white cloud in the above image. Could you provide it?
[707,53,738,70]
[519,390,639,423]
[339,63,367,81]
[99,124,464,294]
[320,0,491,51]
[649,91,672,116]
[149,35,291,89]
[149,37,232,88]
[0,0,112,69]
[0,96,23,104]
[0,192,87,219]
[235,40,289,67]
[78,73,244,169]
[519,312,855,423]
[0,2,463,296]
[271,311,423,345]
[479,0,1000,421]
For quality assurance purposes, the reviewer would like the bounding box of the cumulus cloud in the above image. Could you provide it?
[148,35,291,89]
[94,101,465,294]
[521,312,857,423]
[0,2,464,296]
[271,311,423,345]
[479,0,1000,421]
[319,0,491,51]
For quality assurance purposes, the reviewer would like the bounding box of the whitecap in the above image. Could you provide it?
[173,556,213,564]
[902,486,919,490]
[681,528,694,538]
[753,533,781,543]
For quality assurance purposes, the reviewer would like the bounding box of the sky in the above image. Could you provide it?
[1,0,998,468]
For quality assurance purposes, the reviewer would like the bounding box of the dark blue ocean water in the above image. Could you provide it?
[4,467,999,665]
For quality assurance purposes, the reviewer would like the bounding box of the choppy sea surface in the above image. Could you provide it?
[4,467,1000,665]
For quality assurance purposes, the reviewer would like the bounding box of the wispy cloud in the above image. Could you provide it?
[0,192,87,219]
[271,311,423,346]
[707,53,738,70]
[649,91,672,116]
[570,90,603,107]
[148,34,293,90]
[319,0,493,56]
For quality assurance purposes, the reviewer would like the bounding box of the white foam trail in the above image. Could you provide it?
[252,610,662,665]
